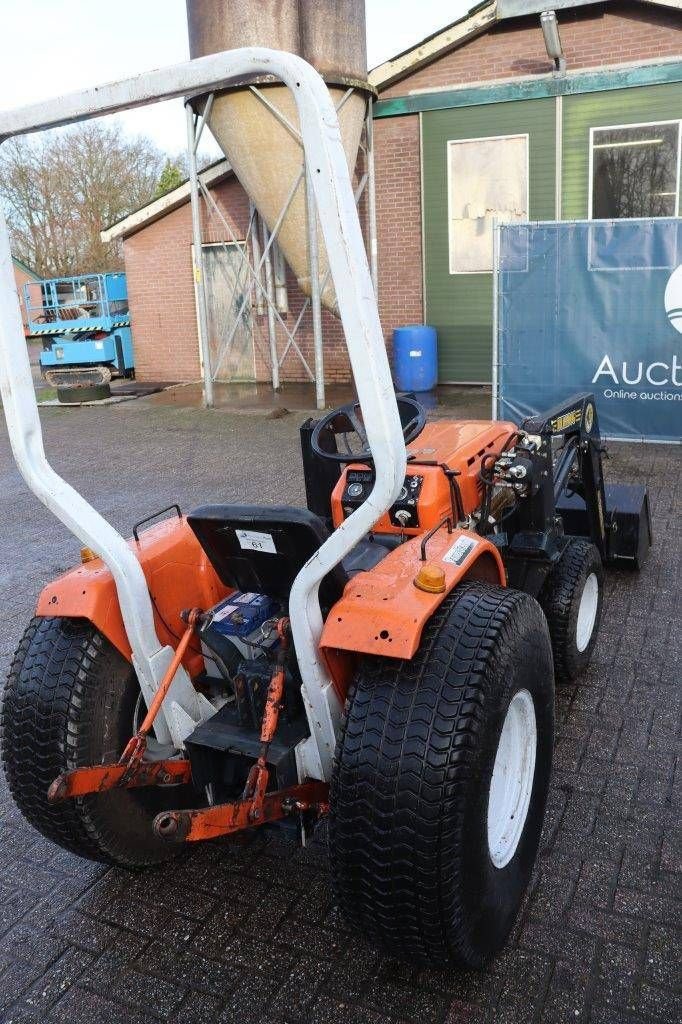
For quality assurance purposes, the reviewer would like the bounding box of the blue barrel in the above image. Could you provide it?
[392,325,438,392]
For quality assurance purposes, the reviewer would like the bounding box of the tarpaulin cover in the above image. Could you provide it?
[496,219,682,442]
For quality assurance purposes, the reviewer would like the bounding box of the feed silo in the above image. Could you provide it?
[186,0,371,314]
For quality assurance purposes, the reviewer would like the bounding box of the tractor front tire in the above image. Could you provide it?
[1,616,193,867]
[329,582,554,968]
[539,538,604,683]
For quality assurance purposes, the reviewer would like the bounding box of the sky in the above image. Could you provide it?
[0,0,472,157]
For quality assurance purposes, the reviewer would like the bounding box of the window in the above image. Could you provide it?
[447,135,528,275]
[590,121,681,220]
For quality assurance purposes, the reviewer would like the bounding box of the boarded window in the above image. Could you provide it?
[447,135,528,274]
[591,122,680,220]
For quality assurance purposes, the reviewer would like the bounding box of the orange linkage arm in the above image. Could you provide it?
[48,609,202,804]
[152,618,330,843]
[241,616,290,814]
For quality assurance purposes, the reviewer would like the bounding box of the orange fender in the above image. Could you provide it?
[36,517,230,678]
[320,526,505,665]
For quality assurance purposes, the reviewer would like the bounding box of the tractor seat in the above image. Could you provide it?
[187,504,389,610]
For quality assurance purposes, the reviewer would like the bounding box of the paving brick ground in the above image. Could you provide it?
[0,396,679,1024]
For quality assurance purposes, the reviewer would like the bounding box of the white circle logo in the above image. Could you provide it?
[585,403,594,432]
[664,265,682,335]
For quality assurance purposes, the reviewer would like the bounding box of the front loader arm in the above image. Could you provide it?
[521,392,609,562]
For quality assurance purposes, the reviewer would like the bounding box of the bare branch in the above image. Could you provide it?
[0,121,166,277]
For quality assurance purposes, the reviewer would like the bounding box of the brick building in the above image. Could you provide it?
[102,162,351,384]
[12,256,39,333]
[104,0,682,385]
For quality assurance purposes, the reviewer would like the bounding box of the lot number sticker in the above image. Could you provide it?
[443,536,478,566]
[236,529,277,553]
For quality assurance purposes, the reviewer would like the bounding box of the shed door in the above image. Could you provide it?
[202,242,255,382]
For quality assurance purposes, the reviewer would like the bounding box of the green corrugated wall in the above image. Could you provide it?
[421,98,556,383]
[562,83,682,218]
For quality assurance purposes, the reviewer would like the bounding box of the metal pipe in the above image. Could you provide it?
[492,218,499,420]
[204,241,247,381]
[249,85,302,143]
[249,202,265,315]
[305,165,325,410]
[555,93,563,219]
[194,92,215,151]
[261,218,280,390]
[186,102,214,408]
[273,242,289,316]
[365,98,379,298]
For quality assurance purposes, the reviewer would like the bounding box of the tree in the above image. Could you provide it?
[154,159,185,198]
[0,121,166,278]
[152,150,216,199]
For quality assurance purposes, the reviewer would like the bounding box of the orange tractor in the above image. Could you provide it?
[0,46,651,969]
[1,391,650,967]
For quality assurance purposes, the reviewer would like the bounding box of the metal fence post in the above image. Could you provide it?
[305,165,325,410]
[366,98,379,300]
[492,218,500,420]
[260,219,280,390]
[186,101,214,408]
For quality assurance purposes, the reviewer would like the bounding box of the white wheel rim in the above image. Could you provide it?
[576,572,599,653]
[487,689,537,869]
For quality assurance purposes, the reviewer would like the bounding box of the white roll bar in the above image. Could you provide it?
[0,49,406,777]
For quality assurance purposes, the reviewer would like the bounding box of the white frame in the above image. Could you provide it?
[0,48,407,781]
[446,133,530,276]
[588,118,682,221]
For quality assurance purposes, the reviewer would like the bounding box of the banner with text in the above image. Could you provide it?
[496,218,682,442]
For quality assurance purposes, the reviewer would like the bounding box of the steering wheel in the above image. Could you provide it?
[310,396,426,465]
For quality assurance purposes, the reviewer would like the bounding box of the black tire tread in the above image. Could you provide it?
[0,616,179,867]
[539,538,602,683]
[329,581,552,967]
[1,618,106,859]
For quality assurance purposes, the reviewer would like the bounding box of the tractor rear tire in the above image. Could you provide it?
[0,616,195,867]
[329,581,554,968]
[539,538,604,683]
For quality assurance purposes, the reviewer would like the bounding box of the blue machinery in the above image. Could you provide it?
[25,272,134,384]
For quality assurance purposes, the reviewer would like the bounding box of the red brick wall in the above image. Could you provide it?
[380,2,681,98]
[374,113,423,351]
[12,262,36,331]
[123,176,353,384]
